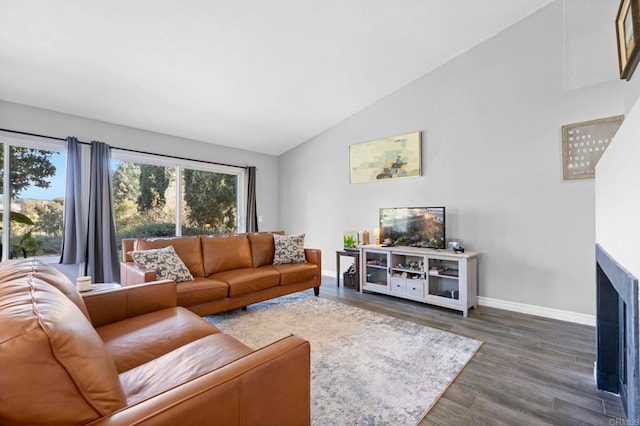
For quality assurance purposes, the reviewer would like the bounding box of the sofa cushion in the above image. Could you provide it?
[210,267,280,297]
[273,234,307,264]
[120,333,253,405]
[96,307,220,373]
[137,236,205,278]
[129,245,194,282]
[271,263,319,286]
[178,277,229,306]
[0,271,126,425]
[202,234,253,275]
[247,231,284,268]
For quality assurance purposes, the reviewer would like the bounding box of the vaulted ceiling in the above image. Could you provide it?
[0,0,553,155]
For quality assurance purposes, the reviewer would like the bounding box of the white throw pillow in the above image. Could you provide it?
[128,245,194,282]
[273,234,307,265]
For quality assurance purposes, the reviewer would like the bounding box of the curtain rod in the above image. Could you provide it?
[0,128,249,170]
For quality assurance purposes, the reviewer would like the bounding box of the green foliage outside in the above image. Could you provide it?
[116,222,207,240]
[183,169,237,234]
[0,147,56,198]
[112,161,238,246]
[9,199,64,258]
[112,162,141,232]
[0,207,47,259]
[0,147,59,258]
[9,232,43,259]
[117,222,176,239]
[137,164,170,212]
[20,197,64,236]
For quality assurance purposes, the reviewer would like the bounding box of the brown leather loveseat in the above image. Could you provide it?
[0,259,310,425]
[120,232,322,316]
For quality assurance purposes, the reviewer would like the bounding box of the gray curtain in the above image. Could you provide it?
[60,137,85,264]
[246,166,258,232]
[85,141,119,283]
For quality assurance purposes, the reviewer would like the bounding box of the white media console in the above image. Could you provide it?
[359,244,480,317]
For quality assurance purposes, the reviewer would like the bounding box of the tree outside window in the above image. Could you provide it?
[182,169,237,235]
[0,144,64,260]
[112,159,240,243]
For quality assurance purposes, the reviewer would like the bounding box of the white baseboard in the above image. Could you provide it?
[322,273,595,326]
[322,269,335,277]
[477,296,596,326]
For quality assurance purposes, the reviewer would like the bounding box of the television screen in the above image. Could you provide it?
[379,207,445,249]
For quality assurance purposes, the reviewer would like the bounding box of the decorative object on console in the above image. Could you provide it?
[616,0,640,80]
[561,115,624,180]
[373,226,381,245]
[343,231,359,251]
[273,234,307,264]
[447,239,463,251]
[128,245,194,282]
[349,131,422,184]
[359,230,370,245]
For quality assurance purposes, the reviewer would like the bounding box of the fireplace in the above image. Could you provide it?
[596,244,639,421]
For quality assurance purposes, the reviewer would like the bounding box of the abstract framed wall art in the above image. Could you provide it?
[561,115,624,180]
[349,131,422,184]
[616,0,640,80]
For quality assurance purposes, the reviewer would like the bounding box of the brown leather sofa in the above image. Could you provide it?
[120,232,322,316]
[0,258,310,426]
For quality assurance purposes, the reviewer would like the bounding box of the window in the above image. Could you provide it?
[0,137,69,274]
[111,152,244,243]
[0,137,245,281]
[181,167,238,235]
[112,159,177,240]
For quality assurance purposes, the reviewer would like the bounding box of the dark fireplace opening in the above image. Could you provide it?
[596,244,639,422]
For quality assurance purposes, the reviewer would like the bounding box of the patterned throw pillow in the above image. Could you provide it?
[128,245,194,282]
[273,234,307,265]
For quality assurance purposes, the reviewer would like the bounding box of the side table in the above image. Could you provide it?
[80,283,121,294]
[336,250,360,289]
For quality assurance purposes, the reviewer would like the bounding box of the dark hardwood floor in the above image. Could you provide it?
[318,276,623,425]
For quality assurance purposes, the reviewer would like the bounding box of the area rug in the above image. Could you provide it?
[204,292,481,425]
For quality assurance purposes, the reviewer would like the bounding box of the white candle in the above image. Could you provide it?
[76,276,92,292]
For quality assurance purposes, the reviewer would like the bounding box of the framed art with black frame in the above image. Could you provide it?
[617,0,640,80]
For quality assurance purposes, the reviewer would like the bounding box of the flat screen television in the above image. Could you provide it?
[379,207,445,249]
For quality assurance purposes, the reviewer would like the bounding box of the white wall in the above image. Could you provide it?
[596,97,640,280]
[280,1,625,316]
[0,100,281,232]
[595,7,640,397]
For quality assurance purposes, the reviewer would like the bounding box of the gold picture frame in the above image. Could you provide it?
[349,131,422,184]
[561,115,624,180]
[616,0,640,80]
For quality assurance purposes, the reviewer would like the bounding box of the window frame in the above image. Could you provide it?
[111,150,246,236]
[0,135,67,262]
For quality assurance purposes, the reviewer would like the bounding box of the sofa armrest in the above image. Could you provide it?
[83,280,177,327]
[120,261,157,285]
[305,249,322,295]
[87,335,311,426]
[304,248,321,270]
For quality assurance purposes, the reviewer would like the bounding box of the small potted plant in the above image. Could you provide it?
[343,232,359,251]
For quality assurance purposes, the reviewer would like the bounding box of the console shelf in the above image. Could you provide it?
[360,245,479,317]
